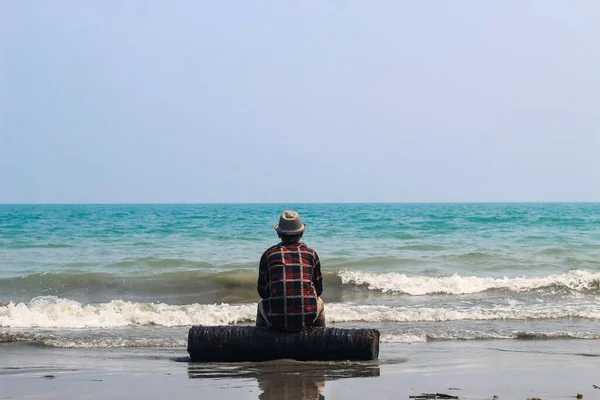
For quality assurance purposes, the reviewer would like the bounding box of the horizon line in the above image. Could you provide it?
[1,201,600,206]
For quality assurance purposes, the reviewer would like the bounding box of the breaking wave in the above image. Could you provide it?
[2,296,600,329]
[339,269,600,295]
[0,297,255,328]
[3,269,600,306]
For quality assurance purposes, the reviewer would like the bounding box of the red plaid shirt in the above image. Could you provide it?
[257,242,323,331]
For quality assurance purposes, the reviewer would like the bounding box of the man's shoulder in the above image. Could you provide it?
[263,243,283,256]
[298,242,320,257]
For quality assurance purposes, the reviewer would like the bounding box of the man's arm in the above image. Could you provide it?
[257,252,269,299]
[312,252,323,296]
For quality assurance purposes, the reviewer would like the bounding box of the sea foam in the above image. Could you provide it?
[0,296,256,328]
[2,296,599,329]
[3,330,599,348]
[338,269,600,295]
[380,331,600,343]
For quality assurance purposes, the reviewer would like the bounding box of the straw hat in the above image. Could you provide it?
[274,210,306,235]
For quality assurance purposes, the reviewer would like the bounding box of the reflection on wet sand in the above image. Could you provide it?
[188,360,380,400]
[257,367,325,400]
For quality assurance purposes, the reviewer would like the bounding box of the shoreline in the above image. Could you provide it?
[2,340,598,399]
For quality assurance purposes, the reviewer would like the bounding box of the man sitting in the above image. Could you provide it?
[256,210,325,331]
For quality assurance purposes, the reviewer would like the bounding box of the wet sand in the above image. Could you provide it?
[1,340,599,400]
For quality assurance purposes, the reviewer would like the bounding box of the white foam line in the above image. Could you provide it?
[379,331,600,343]
[338,269,600,295]
[0,296,256,328]
[2,296,600,328]
[324,303,600,323]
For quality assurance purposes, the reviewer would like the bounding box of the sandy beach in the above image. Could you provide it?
[2,338,598,400]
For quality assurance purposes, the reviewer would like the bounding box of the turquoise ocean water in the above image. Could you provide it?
[1,203,600,348]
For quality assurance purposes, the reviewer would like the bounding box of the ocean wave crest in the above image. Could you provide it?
[0,297,256,328]
[2,297,600,329]
[339,269,600,295]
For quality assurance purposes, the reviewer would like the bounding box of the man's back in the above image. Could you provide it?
[257,241,323,331]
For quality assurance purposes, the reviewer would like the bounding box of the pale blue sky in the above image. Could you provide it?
[1,1,599,203]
